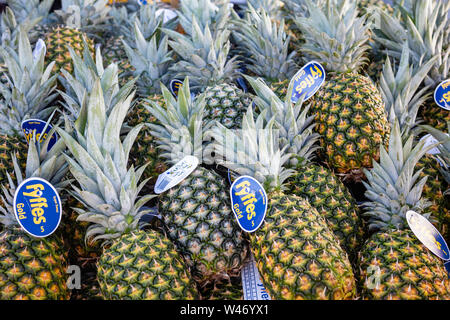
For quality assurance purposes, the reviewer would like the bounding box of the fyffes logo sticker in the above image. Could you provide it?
[21,119,58,151]
[13,177,62,238]
[290,61,326,104]
[230,176,267,233]
[170,79,183,97]
[434,79,450,111]
[406,210,450,261]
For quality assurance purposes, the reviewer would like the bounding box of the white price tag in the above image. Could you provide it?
[421,134,442,155]
[241,253,271,300]
[154,156,199,194]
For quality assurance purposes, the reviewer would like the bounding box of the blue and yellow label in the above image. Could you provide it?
[290,61,326,104]
[434,79,450,111]
[13,178,62,238]
[170,79,183,97]
[21,119,58,151]
[406,211,450,261]
[230,176,267,233]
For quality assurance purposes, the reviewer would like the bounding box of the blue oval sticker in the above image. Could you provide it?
[13,177,62,238]
[170,79,183,97]
[434,79,450,111]
[290,61,326,104]
[21,119,58,151]
[230,176,267,233]
[406,210,450,261]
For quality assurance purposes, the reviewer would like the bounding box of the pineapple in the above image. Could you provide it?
[246,76,365,260]
[144,78,250,286]
[231,4,298,99]
[0,127,71,300]
[57,44,136,262]
[372,0,450,131]
[210,106,357,300]
[162,13,249,130]
[294,0,390,182]
[377,44,450,241]
[358,120,450,299]
[57,78,199,300]
[0,31,58,187]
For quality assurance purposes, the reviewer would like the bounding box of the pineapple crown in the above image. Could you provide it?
[362,120,435,232]
[0,121,69,228]
[210,106,295,192]
[122,21,173,97]
[282,0,325,20]
[379,43,438,137]
[56,78,155,244]
[294,0,371,73]
[144,77,209,164]
[245,76,320,168]
[58,38,136,124]
[55,0,112,39]
[0,30,58,136]
[6,0,57,26]
[0,7,41,50]
[245,0,283,19]
[177,0,231,37]
[373,0,450,87]
[231,4,298,83]
[163,17,240,90]
[111,2,177,45]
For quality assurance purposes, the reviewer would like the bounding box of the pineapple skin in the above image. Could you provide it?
[0,134,27,188]
[0,227,70,300]
[250,192,357,300]
[287,163,365,261]
[420,99,450,132]
[97,229,199,300]
[159,167,250,285]
[358,229,450,300]
[203,83,251,130]
[44,26,95,76]
[310,73,390,181]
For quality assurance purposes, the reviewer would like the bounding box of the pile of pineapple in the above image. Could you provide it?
[0,0,449,300]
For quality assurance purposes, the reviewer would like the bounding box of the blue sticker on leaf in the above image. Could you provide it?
[434,79,450,111]
[170,79,183,97]
[230,176,267,233]
[290,61,326,104]
[21,119,58,151]
[406,211,450,261]
[13,177,62,238]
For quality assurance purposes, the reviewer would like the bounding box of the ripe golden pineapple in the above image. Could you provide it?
[246,76,365,260]
[57,79,199,300]
[210,106,357,300]
[358,121,450,299]
[144,78,250,286]
[0,128,71,300]
[294,0,390,181]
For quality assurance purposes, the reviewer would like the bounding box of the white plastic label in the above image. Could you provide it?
[156,8,177,23]
[154,156,199,194]
[32,39,46,62]
[406,210,450,261]
[421,134,442,155]
[241,253,271,300]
